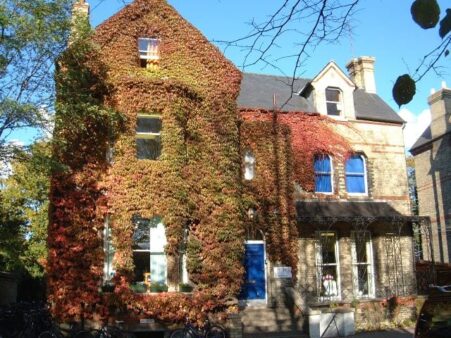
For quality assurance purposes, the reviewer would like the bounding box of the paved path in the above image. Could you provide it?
[243,327,415,338]
[349,327,414,337]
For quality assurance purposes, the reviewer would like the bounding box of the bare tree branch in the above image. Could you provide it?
[215,0,361,109]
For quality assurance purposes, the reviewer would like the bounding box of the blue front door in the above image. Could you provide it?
[240,243,266,300]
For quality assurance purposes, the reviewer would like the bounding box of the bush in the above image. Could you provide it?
[149,283,168,293]
[179,283,193,292]
[130,283,148,293]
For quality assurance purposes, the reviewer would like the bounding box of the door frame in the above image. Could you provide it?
[242,240,268,305]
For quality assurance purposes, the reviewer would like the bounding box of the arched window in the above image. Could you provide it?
[345,154,367,194]
[132,216,167,285]
[244,150,256,180]
[314,154,333,193]
[325,87,342,116]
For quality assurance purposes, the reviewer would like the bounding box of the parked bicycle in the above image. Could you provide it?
[37,322,93,338]
[169,319,226,338]
[91,324,137,338]
[0,302,52,338]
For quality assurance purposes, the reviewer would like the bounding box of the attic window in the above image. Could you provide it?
[138,38,160,68]
[325,87,342,116]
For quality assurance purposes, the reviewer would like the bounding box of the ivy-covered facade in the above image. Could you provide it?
[48,0,419,333]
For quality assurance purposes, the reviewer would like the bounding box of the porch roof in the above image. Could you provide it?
[295,201,429,225]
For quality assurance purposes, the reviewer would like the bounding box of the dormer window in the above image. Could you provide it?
[325,87,342,116]
[138,37,160,68]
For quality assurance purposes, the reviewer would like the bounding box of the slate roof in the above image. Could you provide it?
[237,73,404,124]
[237,73,314,112]
[353,89,404,124]
[410,126,432,154]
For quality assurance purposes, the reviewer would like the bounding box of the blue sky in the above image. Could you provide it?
[12,0,450,150]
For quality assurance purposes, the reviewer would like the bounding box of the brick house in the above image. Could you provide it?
[411,86,451,264]
[48,0,420,335]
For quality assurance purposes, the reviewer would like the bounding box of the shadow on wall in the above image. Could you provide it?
[428,132,451,263]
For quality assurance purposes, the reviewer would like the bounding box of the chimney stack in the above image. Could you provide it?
[346,56,376,94]
[73,0,90,18]
[70,0,90,44]
[428,86,451,139]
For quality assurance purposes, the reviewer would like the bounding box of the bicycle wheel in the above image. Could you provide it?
[205,325,225,338]
[169,328,186,338]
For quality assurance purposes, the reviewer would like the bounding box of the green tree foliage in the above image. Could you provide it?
[0,0,72,158]
[0,141,52,276]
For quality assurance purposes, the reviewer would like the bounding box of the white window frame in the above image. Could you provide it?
[132,217,167,285]
[244,150,256,180]
[314,154,334,194]
[325,87,343,116]
[138,37,160,61]
[180,253,189,285]
[103,216,115,283]
[136,113,162,160]
[351,231,375,299]
[345,154,368,196]
[316,231,341,302]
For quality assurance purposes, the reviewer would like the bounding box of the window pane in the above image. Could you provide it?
[132,217,150,250]
[321,233,337,264]
[326,102,340,115]
[150,221,167,253]
[346,155,364,173]
[357,265,369,295]
[138,38,159,60]
[133,251,150,282]
[314,155,331,172]
[320,265,339,297]
[346,175,365,193]
[151,254,167,284]
[136,137,161,160]
[181,253,189,284]
[355,238,368,263]
[136,117,162,134]
[244,163,254,180]
[326,88,340,102]
[244,151,255,180]
[315,174,332,193]
[104,225,115,281]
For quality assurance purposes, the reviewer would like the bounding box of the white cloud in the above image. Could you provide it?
[398,108,431,151]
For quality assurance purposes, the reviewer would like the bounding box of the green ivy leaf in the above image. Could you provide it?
[439,8,451,38]
[411,0,441,29]
[393,74,416,107]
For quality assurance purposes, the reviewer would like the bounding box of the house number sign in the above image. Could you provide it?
[274,266,292,278]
